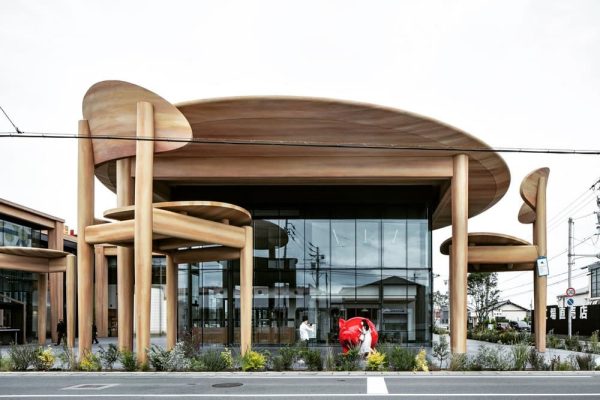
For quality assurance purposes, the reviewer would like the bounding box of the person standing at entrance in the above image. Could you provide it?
[299,315,315,346]
[55,319,66,346]
[92,323,99,344]
[359,319,372,358]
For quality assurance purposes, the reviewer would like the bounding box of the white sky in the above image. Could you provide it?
[1,0,599,310]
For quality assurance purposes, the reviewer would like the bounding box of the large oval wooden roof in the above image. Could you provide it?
[89,83,510,230]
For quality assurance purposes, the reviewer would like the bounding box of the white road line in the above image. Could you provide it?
[2,394,600,398]
[367,377,388,395]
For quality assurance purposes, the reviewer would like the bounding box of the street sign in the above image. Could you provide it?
[566,298,575,306]
[566,287,576,297]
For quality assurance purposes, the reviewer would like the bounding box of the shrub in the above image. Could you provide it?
[0,350,11,371]
[324,347,336,372]
[148,343,190,372]
[98,344,120,370]
[590,331,600,354]
[448,353,469,371]
[303,349,323,371]
[276,345,299,371]
[511,342,529,371]
[335,347,361,371]
[414,348,428,372]
[240,350,266,372]
[432,335,450,368]
[119,349,138,371]
[471,345,511,371]
[79,350,101,372]
[33,346,55,371]
[180,330,202,358]
[575,354,595,370]
[57,344,77,371]
[386,346,416,371]
[564,335,582,352]
[8,344,38,371]
[547,333,561,349]
[366,349,386,371]
[196,349,233,372]
[527,348,547,371]
[550,355,574,371]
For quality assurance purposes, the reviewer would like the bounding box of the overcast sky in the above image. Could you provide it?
[1,1,600,309]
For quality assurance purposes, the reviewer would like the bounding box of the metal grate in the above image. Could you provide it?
[212,382,243,388]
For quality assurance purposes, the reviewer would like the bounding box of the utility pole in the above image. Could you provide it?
[567,217,574,338]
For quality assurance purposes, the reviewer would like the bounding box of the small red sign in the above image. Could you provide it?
[566,287,576,297]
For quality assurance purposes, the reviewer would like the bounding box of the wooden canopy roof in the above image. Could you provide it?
[84,81,510,230]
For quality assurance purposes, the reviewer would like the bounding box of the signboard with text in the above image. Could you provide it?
[541,304,599,335]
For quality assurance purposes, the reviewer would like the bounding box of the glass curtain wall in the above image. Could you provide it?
[179,205,432,348]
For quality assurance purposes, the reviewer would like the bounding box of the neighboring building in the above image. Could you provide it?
[490,300,529,322]
[0,198,76,344]
[587,261,600,305]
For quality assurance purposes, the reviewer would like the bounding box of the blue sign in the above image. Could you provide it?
[567,298,575,306]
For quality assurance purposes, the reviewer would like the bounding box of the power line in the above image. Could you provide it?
[3,131,600,155]
[0,106,23,134]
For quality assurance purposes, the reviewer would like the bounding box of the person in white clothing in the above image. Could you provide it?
[299,315,315,345]
[359,319,372,358]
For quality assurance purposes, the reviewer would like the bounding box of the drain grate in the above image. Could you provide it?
[63,384,118,390]
[212,382,243,388]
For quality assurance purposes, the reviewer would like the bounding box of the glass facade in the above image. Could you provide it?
[0,218,45,342]
[175,205,432,347]
[591,266,600,298]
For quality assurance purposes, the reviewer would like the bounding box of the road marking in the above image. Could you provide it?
[2,394,600,398]
[63,384,119,390]
[367,377,388,395]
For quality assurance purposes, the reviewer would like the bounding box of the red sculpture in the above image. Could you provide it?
[338,317,378,353]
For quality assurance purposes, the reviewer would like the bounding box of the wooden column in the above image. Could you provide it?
[117,158,134,351]
[77,119,95,358]
[240,225,253,355]
[134,101,155,365]
[450,154,469,354]
[37,272,48,345]
[66,254,76,349]
[166,254,177,350]
[94,246,109,337]
[533,175,548,352]
[48,221,64,344]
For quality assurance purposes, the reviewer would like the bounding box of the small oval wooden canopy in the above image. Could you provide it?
[0,246,69,258]
[85,81,511,230]
[253,220,289,250]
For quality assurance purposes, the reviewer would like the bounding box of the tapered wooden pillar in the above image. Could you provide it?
[77,119,95,358]
[117,158,134,351]
[240,225,253,355]
[37,272,48,345]
[134,101,155,365]
[533,175,548,352]
[95,246,109,337]
[166,254,178,350]
[48,221,64,343]
[66,254,76,349]
[450,154,468,354]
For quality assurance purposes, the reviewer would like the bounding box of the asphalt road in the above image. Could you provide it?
[1,372,599,399]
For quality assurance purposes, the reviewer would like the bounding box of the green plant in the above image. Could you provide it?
[98,344,120,370]
[119,349,138,371]
[57,344,78,371]
[79,350,101,372]
[448,353,469,371]
[196,349,233,372]
[546,333,561,349]
[335,347,361,371]
[385,346,416,371]
[527,348,547,371]
[432,335,450,369]
[33,346,55,371]
[240,350,266,372]
[303,349,323,371]
[366,349,386,371]
[8,344,38,371]
[590,331,600,354]
[180,330,202,358]
[564,335,582,352]
[414,348,428,372]
[575,354,595,370]
[550,355,574,371]
[511,342,529,371]
[325,347,336,371]
[276,345,299,371]
[148,343,190,372]
[471,345,511,371]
